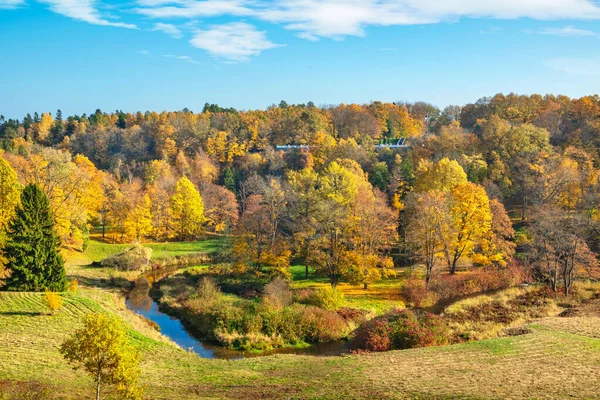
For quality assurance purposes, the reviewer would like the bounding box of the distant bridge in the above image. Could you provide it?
[275,138,409,152]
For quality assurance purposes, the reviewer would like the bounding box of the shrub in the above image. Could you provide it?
[264,277,292,308]
[299,286,345,310]
[337,307,367,324]
[197,277,221,306]
[427,264,531,303]
[299,306,349,342]
[44,291,62,315]
[401,278,437,307]
[100,244,152,271]
[388,310,449,349]
[351,309,449,352]
[68,279,78,294]
[357,320,393,352]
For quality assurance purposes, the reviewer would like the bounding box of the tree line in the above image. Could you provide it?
[1,94,600,294]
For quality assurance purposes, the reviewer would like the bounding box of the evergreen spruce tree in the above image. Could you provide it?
[3,183,67,292]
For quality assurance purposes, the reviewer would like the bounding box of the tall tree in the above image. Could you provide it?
[406,190,450,288]
[443,183,493,274]
[3,183,67,291]
[169,177,205,240]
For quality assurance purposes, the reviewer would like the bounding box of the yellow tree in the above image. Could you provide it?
[443,182,493,274]
[206,131,247,163]
[346,189,397,289]
[414,157,467,192]
[33,112,54,142]
[60,313,143,400]
[0,155,21,269]
[124,194,153,242]
[169,177,205,240]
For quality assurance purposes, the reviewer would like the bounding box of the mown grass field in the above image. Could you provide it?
[2,240,600,399]
[79,236,226,263]
[1,288,600,399]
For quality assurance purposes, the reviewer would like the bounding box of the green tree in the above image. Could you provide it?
[60,313,143,400]
[223,167,236,193]
[3,183,67,291]
[169,177,205,240]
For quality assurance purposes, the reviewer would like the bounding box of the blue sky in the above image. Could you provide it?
[1,0,600,118]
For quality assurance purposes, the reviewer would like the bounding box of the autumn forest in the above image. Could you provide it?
[2,94,600,399]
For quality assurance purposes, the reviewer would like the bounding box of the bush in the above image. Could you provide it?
[299,286,345,310]
[197,277,221,306]
[264,277,292,308]
[427,264,531,302]
[351,309,449,352]
[100,244,152,271]
[298,306,349,342]
[68,279,78,294]
[44,291,62,315]
[401,278,437,307]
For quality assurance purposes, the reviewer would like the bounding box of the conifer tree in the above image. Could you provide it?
[3,183,67,291]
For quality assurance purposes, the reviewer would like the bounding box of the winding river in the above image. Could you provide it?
[126,269,349,360]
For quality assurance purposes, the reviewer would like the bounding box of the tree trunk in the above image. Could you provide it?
[521,191,527,221]
[96,374,101,400]
[363,282,368,290]
[305,264,309,280]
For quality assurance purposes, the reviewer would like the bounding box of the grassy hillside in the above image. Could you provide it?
[2,240,600,399]
[1,287,600,399]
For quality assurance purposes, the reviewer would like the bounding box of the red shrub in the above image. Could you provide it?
[352,319,393,352]
[429,264,531,301]
[351,309,449,352]
[401,278,430,307]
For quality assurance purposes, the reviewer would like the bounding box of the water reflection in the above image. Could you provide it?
[126,270,349,360]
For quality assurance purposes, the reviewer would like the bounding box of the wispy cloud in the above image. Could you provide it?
[163,53,201,64]
[37,0,137,29]
[526,25,599,38]
[0,0,24,9]
[133,0,600,40]
[151,22,183,38]
[139,49,151,55]
[190,22,282,62]
[134,0,252,18]
[479,26,502,35]
[545,57,600,75]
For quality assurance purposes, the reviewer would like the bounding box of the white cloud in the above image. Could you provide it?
[133,0,600,40]
[528,25,599,38]
[152,22,183,38]
[37,0,137,28]
[479,26,502,35]
[139,49,151,55]
[0,0,24,9]
[258,0,600,39]
[163,54,201,64]
[545,57,600,75]
[134,0,252,18]
[190,22,282,61]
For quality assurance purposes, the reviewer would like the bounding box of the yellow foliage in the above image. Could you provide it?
[60,313,143,400]
[68,280,78,294]
[414,157,467,192]
[169,177,205,239]
[44,291,62,315]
